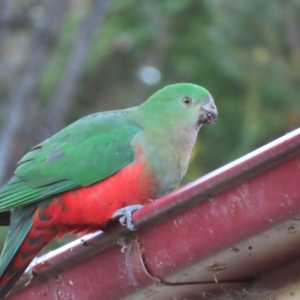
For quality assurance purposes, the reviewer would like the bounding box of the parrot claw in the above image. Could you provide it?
[112,204,144,231]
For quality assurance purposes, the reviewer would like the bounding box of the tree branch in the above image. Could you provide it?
[42,0,110,137]
[0,0,69,184]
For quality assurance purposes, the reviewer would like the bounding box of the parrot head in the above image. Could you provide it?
[141,83,218,131]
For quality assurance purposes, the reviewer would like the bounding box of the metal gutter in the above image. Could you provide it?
[6,127,300,299]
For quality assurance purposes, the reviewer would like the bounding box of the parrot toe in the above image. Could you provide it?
[112,204,144,231]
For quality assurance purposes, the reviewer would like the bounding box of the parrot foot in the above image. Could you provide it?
[112,204,144,231]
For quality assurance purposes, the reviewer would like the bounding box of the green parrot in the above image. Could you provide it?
[0,83,217,299]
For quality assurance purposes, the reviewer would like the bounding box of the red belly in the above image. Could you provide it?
[33,157,158,236]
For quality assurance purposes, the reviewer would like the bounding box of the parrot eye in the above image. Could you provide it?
[182,96,193,106]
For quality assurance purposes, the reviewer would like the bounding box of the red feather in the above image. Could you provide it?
[49,154,157,236]
[0,154,157,286]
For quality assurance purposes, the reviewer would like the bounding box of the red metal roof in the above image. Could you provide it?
[6,128,300,299]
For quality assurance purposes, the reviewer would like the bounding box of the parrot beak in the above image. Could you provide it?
[198,97,218,125]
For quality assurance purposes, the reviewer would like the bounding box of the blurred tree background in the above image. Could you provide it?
[0,0,299,251]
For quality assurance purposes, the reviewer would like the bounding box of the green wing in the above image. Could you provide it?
[0,111,141,211]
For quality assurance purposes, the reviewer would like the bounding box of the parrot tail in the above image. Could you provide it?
[0,269,26,300]
[0,205,57,299]
[0,213,32,300]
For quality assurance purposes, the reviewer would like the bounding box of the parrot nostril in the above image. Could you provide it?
[208,103,216,110]
[198,99,218,126]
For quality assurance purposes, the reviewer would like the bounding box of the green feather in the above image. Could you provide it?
[0,206,34,297]
[0,111,141,211]
[0,207,34,267]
